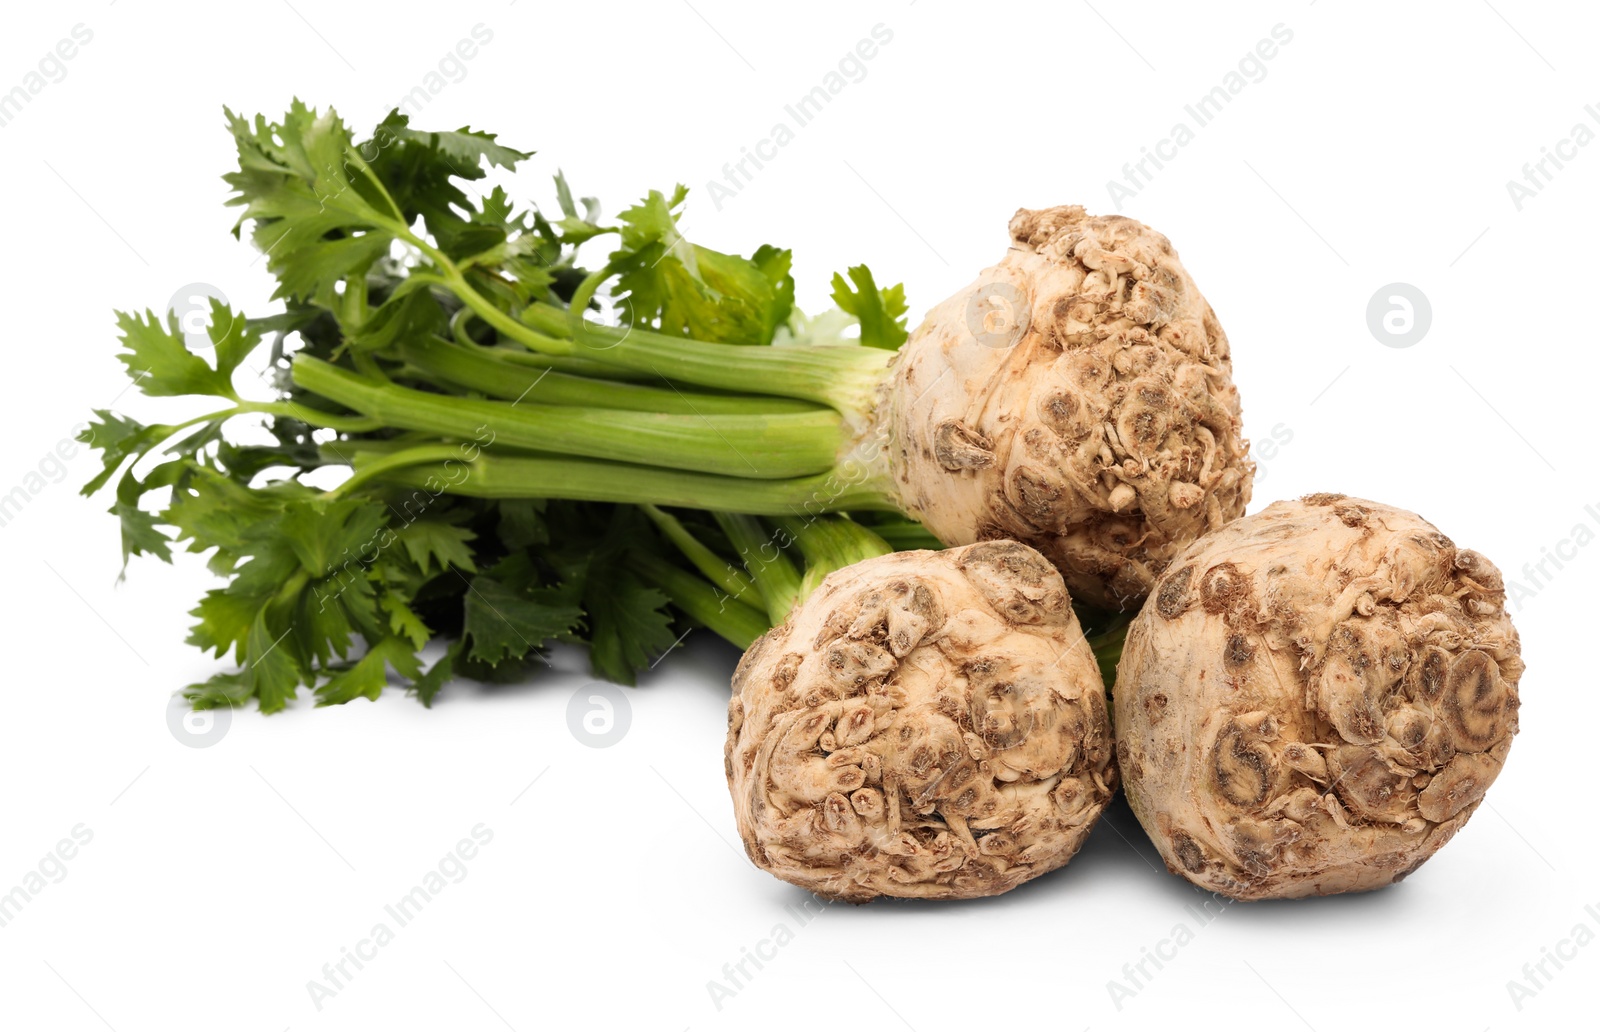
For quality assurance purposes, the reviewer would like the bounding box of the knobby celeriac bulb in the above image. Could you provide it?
[876,205,1254,610]
[1115,494,1524,900]
[725,541,1115,901]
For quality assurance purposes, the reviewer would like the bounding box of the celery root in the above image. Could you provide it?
[875,205,1254,610]
[1114,494,1523,900]
[725,540,1116,901]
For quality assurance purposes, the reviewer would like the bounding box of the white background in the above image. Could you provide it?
[0,1,1595,1029]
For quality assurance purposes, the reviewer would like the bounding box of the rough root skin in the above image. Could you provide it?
[878,205,1254,610]
[725,541,1116,901]
[1114,494,1524,900]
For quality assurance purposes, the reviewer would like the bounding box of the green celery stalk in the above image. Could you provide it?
[293,356,845,480]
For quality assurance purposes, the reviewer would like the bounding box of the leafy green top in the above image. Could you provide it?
[82,101,910,712]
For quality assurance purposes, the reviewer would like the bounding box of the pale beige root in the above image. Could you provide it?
[725,541,1116,901]
[1114,494,1524,900]
[875,205,1253,610]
